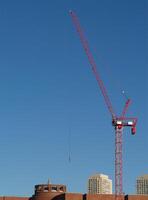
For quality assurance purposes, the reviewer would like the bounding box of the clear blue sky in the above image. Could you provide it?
[0,0,147,197]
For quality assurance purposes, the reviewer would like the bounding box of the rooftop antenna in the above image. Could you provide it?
[47,178,50,185]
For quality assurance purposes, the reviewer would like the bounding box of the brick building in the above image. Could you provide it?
[0,183,148,200]
[29,183,148,200]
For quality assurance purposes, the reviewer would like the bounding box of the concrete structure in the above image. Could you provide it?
[136,175,148,195]
[88,173,112,194]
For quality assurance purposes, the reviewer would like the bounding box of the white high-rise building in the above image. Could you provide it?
[88,173,112,194]
[136,175,148,195]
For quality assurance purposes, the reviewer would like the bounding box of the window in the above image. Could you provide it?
[51,186,57,192]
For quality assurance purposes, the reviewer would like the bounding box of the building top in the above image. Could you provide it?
[137,175,148,180]
[35,183,66,194]
[88,173,111,180]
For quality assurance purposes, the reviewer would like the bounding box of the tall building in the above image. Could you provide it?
[136,175,148,195]
[88,173,112,194]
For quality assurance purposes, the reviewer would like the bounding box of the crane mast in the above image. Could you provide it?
[69,10,137,200]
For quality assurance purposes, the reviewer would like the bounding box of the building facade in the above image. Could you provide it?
[136,175,148,195]
[88,173,112,194]
[0,183,148,200]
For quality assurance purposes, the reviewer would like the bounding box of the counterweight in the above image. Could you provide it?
[69,10,137,200]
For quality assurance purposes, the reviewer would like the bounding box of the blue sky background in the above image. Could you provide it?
[0,0,147,197]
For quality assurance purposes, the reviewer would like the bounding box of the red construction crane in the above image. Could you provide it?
[69,10,137,200]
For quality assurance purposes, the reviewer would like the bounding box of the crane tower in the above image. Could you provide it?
[69,10,137,200]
